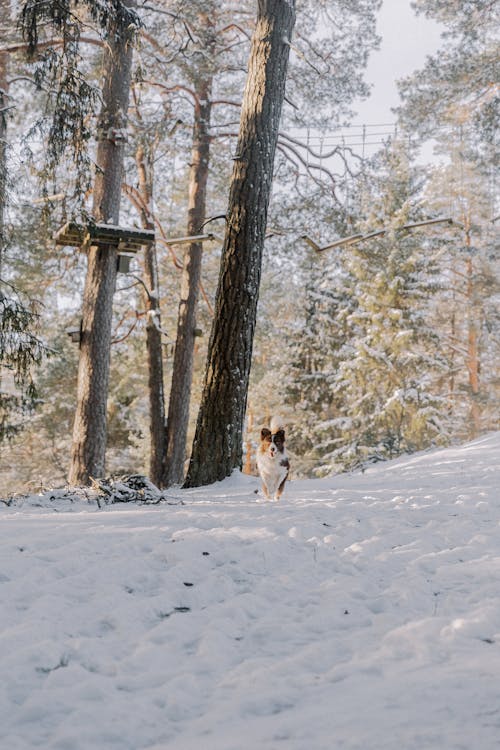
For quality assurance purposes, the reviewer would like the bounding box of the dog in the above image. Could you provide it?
[256,416,290,501]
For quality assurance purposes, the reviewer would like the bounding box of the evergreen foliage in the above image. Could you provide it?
[282,145,452,474]
[423,147,500,437]
[19,0,141,210]
[279,239,353,474]
[0,288,45,441]
[398,0,499,145]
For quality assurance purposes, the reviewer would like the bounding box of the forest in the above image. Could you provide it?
[0,0,498,495]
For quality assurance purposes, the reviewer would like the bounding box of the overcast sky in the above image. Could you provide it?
[354,0,444,126]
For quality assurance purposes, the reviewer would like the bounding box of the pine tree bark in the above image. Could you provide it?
[0,0,11,275]
[135,143,167,487]
[0,4,9,414]
[184,0,296,487]
[68,7,135,486]
[165,65,213,486]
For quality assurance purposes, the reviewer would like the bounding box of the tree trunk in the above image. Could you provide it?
[165,68,213,486]
[0,0,10,275]
[243,407,254,475]
[68,8,135,486]
[184,0,296,488]
[0,2,9,412]
[135,143,167,487]
[465,224,481,437]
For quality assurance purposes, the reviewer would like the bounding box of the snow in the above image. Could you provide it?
[1,433,500,750]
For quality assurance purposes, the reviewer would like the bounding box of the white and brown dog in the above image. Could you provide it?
[256,416,290,501]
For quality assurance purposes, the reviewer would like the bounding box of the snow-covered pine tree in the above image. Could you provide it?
[394,0,499,443]
[325,143,451,471]
[0,1,47,446]
[397,0,499,149]
[276,240,353,476]
[423,144,500,439]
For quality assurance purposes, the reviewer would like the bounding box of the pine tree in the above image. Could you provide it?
[68,2,138,485]
[397,0,499,146]
[162,1,240,486]
[395,0,499,443]
[274,244,352,475]
[185,0,296,487]
[0,1,47,444]
[326,145,451,470]
[423,145,500,438]
[0,291,46,442]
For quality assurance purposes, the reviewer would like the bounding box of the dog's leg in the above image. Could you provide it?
[274,476,287,501]
[261,483,270,500]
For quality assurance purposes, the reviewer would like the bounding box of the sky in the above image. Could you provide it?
[299,1,447,163]
[354,0,444,127]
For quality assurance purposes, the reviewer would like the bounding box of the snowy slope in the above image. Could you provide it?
[1,434,499,750]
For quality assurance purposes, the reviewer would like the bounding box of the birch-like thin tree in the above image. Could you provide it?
[133,137,167,486]
[164,9,216,486]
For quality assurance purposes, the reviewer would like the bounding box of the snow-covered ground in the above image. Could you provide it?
[1,433,500,750]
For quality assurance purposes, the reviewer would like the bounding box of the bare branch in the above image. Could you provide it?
[216,23,251,40]
[295,28,334,66]
[282,37,321,75]
[277,138,338,192]
[199,282,214,317]
[278,131,363,177]
[279,130,341,161]
[214,39,248,58]
[199,214,227,230]
[140,7,199,46]
[126,273,154,302]
[139,29,190,65]
[122,182,214,313]
[284,94,299,110]
[122,182,182,269]
[111,310,141,345]
[0,35,103,54]
[211,99,241,108]
[140,79,199,105]
[7,75,43,90]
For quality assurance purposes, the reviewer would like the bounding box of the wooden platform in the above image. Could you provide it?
[54,222,155,253]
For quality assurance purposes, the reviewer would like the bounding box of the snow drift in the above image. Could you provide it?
[1,433,499,749]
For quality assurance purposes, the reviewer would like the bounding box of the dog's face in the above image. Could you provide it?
[260,428,286,458]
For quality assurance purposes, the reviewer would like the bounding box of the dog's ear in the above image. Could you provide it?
[273,429,285,442]
[261,428,272,440]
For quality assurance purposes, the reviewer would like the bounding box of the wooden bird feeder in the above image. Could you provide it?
[116,252,136,274]
[65,324,82,345]
[54,221,155,254]
[54,221,155,274]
